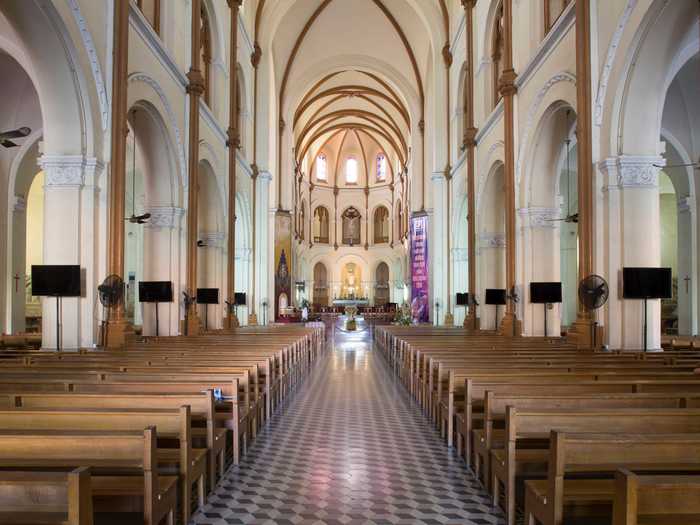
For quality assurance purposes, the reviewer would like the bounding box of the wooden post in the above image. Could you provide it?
[225,0,242,329]
[498,0,521,337]
[106,0,132,347]
[462,0,480,330]
[569,0,597,347]
[185,0,205,335]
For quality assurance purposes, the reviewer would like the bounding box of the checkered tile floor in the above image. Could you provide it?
[191,325,505,525]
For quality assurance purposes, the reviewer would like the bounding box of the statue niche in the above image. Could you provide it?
[342,207,361,246]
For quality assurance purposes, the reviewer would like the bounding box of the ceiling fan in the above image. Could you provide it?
[548,110,578,224]
[124,111,150,225]
[0,127,31,148]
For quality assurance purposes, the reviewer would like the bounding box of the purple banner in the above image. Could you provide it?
[410,214,429,323]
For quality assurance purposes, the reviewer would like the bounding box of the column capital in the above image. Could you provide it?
[479,232,506,249]
[258,170,273,183]
[199,231,225,248]
[226,0,243,8]
[499,69,518,97]
[39,155,103,188]
[461,0,477,8]
[518,206,560,230]
[599,155,664,190]
[145,206,185,229]
[678,196,693,214]
[463,127,479,148]
[186,69,206,95]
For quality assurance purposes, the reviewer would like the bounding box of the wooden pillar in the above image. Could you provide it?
[462,0,480,330]
[225,0,242,328]
[184,0,204,335]
[498,0,521,337]
[569,0,598,346]
[105,0,132,347]
[443,37,455,326]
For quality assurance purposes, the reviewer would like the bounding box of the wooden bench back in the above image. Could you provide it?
[0,467,92,525]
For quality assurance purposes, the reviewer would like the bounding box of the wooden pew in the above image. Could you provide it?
[613,469,700,525]
[0,468,92,525]
[0,407,203,524]
[0,428,177,525]
[492,407,700,525]
[523,432,700,525]
[5,391,225,491]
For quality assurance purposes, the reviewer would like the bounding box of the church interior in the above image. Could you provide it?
[1,1,700,524]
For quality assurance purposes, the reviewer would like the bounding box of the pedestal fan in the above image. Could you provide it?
[98,274,125,347]
[578,274,609,349]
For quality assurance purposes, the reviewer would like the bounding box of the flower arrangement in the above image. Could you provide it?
[393,303,413,326]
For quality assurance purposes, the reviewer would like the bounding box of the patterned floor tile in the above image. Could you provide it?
[191,325,505,525]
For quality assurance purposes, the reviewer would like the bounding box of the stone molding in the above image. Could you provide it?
[479,232,506,248]
[39,155,103,188]
[518,207,560,230]
[599,155,664,190]
[146,206,185,229]
[199,231,226,248]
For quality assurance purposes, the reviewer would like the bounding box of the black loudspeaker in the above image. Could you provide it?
[530,282,563,304]
[456,293,470,306]
[234,292,247,306]
[485,289,507,305]
[139,281,173,303]
[623,267,672,299]
[197,288,219,305]
[31,265,81,297]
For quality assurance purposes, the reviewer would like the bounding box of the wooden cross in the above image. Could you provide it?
[13,273,20,293]
[684,275,691,294]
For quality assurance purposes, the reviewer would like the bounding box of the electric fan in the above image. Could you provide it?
[578,274,609,349]
[98,274,124,346]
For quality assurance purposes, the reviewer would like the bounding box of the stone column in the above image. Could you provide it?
[600,156,663,350]
[248,165,259,325]
[199,231,225,329]
[478,232,506,330]
[431,172,448,324]
[258,171,272,324]
[225,0,242,328]
[498,0,520,336]
[568,0,597,346]
[519,207,561,336]
[677,197,694,335]
[184,0,205,335]
[9,196,27,333]
[40,155,102,349]
[143,206,185,336]
[462,0,479,329]
[105,0,131,347]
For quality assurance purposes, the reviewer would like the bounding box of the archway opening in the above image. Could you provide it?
[313,262,329,307]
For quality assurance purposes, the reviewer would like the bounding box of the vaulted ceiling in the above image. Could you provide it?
[257,0,448,188]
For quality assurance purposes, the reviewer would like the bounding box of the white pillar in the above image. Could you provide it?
[39,155,102,350]
[677,197,694,335]
[518,207,561,336]
[601,155,663,350]
[9,196,27,333]
[430,172,447,324]
[258,170,272,324]
[144,206,185,336]
[478,232,506,330]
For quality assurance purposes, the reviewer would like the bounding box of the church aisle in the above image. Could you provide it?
[191,326,505,525]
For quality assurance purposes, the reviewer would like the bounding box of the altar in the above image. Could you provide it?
[332,299,369,307]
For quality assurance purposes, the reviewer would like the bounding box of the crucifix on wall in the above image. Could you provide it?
[684,275,691,294]
[13,273,20,293]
